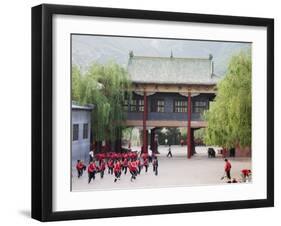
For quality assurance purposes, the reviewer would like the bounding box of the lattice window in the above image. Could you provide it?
[174,100,188,113]
[151,99,165,112]
[83,123,88,139]
[193,101,208,113]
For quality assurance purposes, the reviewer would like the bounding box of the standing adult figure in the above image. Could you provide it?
[224,158,232,181]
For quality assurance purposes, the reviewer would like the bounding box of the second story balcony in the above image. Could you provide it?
[123,92,215,123]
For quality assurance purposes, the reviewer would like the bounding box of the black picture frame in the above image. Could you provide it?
[31,4,274,222]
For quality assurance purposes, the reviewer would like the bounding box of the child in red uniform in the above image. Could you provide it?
[87,161,97,183]
[122,158,128,174]
[99,159,106,179]
[143,158,149,172]
[76,160,86,178]
[114,160,122,182]
[241,169,251,182]
[128,161,138,182]
[136,158,141,174]
[107,159,114,175]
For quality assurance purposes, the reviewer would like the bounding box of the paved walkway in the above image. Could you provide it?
[71,145,251,191]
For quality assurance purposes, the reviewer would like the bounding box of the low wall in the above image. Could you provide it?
[223,146,251,157]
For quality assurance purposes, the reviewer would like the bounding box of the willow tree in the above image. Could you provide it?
[72,61,132,151]
[204,51,251,148]
[72,65,84,102]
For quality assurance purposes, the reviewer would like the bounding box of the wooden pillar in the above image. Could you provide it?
[191,128,195,155]
[143,90,148,153]
[187,92,192,159]
[150,128,154,151]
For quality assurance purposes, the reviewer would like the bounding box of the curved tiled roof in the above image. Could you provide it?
[127,55,219,85]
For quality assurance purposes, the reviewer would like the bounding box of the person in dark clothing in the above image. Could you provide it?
[167,145,173,157]
[229,148,235,157]
[152,157,158,176]
[143,157,149,172]
[89,150,94,163]
[224,158,232,180]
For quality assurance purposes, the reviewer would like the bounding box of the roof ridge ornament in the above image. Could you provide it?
[129,50,134,58]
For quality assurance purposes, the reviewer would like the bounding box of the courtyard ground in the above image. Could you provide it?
[71,145,251,191]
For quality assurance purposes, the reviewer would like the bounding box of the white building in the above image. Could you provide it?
[72,103,93,165]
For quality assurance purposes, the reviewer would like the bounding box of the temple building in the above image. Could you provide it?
[123,52,219,158]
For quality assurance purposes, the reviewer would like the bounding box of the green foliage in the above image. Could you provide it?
[72,65,83,101]
[157,128,181,145]
[72,61,132,143]
[204,51,251,148]
[122,127,133,141]
[194,128,205,140]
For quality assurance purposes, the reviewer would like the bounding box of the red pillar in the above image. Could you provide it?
[187,92,192,158]
[143,90,148,153]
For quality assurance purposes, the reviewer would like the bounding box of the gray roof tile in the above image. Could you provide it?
[127,55,219,85]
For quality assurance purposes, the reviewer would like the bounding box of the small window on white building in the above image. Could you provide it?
[73,124,79,141]
[83,123,88,139]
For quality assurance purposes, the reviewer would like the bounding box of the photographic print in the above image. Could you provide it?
[32,4,273,221]
[71,35,252,191]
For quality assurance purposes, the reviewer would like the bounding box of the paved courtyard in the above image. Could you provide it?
[71,145,251,191]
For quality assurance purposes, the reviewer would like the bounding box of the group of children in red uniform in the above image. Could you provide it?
[75,151,159,184]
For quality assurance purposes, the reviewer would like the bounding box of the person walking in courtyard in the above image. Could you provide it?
[113,160,122,182]
[128,160,138,182]
[99,159,106,179]
[224,158,232,181]
[143,157,149,172]
[107,158,114,175]
[87,161,97,183]
[89,149,94,163]
[136,158,142,174]
[122,158,128,174]
[152,156,158,176]
[167,145,173,158]
[180,139,184,146]
[76,160,86,178]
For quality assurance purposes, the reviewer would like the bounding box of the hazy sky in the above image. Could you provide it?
[72,34,251,76]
